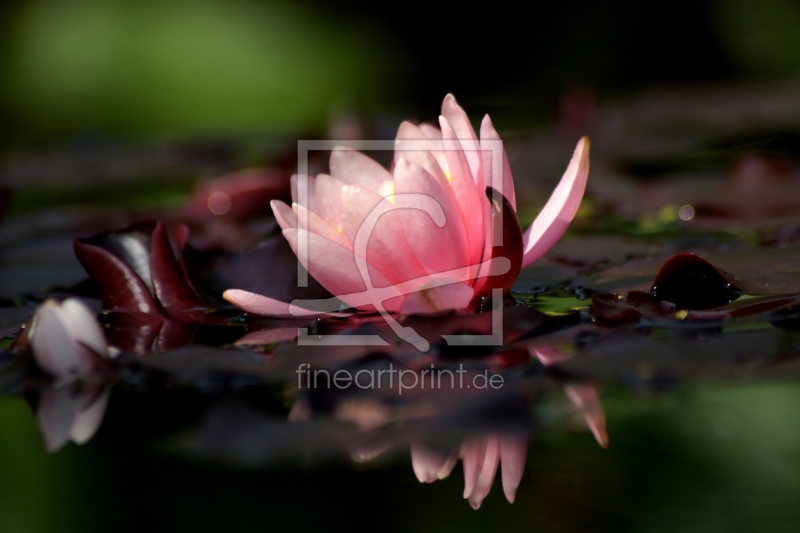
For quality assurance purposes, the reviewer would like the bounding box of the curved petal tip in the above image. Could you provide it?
[520,136,590,269]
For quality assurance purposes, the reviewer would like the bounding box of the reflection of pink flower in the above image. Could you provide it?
[225,94,590,316]
[30,299,112,451]
[412,434,528,510]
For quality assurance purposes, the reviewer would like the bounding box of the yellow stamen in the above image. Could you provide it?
[444,169,452,183]
[379,180,396,204]
[326,218,344,233]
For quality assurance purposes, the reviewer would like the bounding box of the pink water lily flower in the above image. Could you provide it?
[225,94,590,316]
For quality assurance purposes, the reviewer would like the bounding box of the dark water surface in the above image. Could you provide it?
[5,84,800,532]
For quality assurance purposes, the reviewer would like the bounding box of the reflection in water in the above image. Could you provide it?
[531,346,609,448]
[36,383,109,453]
[412,435,528,509]
[288,354,608,509]
[28,299,113,451]
[409,379,607,510]
[15,293,612,512]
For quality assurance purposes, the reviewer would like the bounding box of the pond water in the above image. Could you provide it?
[4,86,800,532]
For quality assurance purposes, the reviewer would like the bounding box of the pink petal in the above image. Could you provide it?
[400,280,474,314]
[401,121,450,177]
[235,326,300,345]
[411,444,459,483]
[290,175,319,215]
[393,159,471,277]
[564,384,608,448]
[314,174,346,227]
[441,94,483,187]
[521,137,590,269]
[271,200,298,230]
[419,123,443,140]
[499,435,528,503]
[293,203,351,249]
[439,116,485,275]
[329,148,391,193]
[338,184,428,285]
[31,301,95,377]
[282,228,403,312]
[466,436,500,510]
[393,124,455,202]
[222,289,342,318]
[530,345,574,366]
[394,121,445,169]
[71,388,110,444]
[480,114,516,210]
[461,438,488,499]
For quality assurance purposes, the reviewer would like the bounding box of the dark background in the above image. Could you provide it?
[0,0,791,144]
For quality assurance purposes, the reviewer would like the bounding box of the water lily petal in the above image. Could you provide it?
[439,116,485,274]
[442,93,483,187]
[411,444,459,483]
[31,301,92,377]
[393,158,470,277]
[466,436,500,510]
[521,137,590,268]
[54,299,108,360]
[290,174,319,214]
[400,280,474,315]
[223,289,341,318]
[314,174,346,227]
[565,384,609,448]
[330,147,391,193]
[480,114,516,210]
[234,326,301,345]
[394,121,447,172]
[499,435,528,503]
[37,384,81,452]
[339,185,427,285]
[461,438,488,500]
[271,200,298,230]
[293,203,351,249]
[71,389,110,444]
[282,228,402,312]
[419,123,442,140]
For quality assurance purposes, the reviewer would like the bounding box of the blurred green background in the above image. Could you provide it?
[2,0,800,143]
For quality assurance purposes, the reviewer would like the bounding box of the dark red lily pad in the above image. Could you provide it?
[186,168,290,222]
[186,232,332,307]
[105,312,200,354]
[649,253,742,309]
[74,221,205,315]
